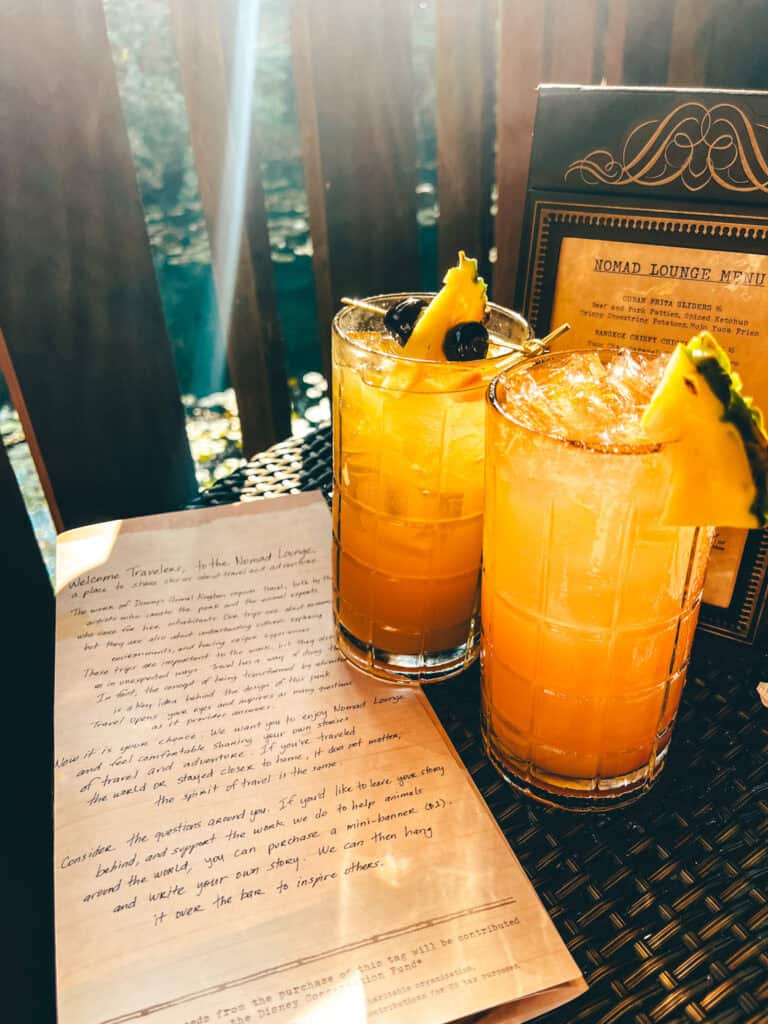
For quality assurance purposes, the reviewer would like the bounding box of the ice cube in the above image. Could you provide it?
[500,371,569,437]
[605,349,667,405]
[500,349,669,446]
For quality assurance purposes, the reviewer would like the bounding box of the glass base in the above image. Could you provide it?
[481,715,670,812]
[335,620,479,685]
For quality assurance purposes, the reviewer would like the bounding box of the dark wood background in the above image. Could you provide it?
[3,1,768,1019]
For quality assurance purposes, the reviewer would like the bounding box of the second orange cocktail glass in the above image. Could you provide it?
[481,349,714,809]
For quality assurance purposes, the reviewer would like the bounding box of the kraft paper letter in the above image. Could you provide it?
[54,493,585,1024]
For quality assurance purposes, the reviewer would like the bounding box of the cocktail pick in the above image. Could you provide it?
[340,297,387,316]
[340,296,570,357]
[532,321,571,351]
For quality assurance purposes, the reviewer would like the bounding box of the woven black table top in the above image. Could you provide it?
[197,425,768,1024]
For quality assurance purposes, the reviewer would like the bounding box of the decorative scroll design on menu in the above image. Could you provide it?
[565,103,768,193]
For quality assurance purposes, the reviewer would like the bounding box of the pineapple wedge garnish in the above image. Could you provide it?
[405,251,487,361]
[641,332,768,528]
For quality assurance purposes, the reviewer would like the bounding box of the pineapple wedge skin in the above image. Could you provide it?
[405,251,487,361]
[641,334,767,529]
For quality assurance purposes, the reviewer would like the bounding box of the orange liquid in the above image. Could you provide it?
[482,402,712,792]
[333,354,491,659]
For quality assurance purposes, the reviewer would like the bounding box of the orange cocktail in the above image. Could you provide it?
[481,349,713,809]
[332,294,529,683]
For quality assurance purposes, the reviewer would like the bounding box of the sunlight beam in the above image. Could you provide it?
[213,0,261,383]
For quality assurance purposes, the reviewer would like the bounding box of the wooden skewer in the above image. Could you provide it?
[491,322,571,356]
[341,296,387,316]
[539,322,571,347]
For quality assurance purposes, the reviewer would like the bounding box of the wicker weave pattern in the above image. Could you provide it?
[194,424,333,508]
[197,426,768,1024]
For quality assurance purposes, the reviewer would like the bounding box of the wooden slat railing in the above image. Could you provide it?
[290,2,334,385]
[170,0,291,455]
[0,2,751,1019]
[623,0,676,85]
[495,0,611,304]
[1,0,734,540]
[291,0,421,375]
[493,2,548,307]
[0,0,197,531]
[436,0,496,284]
[602,0,629,86]
[668,0,717,86]
[549,0,599,84]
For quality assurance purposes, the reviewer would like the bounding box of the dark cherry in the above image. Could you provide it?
[384,297,427,346]
[442,321,489,361]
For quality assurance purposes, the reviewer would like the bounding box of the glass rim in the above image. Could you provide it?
[487,347,665,456]
[333,292,533,368]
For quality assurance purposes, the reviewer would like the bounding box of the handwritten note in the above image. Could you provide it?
[54,493,584,1024]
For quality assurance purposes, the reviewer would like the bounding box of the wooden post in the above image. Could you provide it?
[292,0,421,376]
[436,0,497,283]
[495,0,603,306]
[668,0,717,87]
[170,0,292,454]
[601,0,629,85]
[0,0,197,530]
[549,0,599,85]
[622,0,676,85]
[494,3,549,306]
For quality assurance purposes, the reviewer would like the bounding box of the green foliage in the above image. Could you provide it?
[102,0,322,395]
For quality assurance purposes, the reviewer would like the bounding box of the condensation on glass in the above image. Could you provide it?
[332,295,530,684]
[481,351,714,810]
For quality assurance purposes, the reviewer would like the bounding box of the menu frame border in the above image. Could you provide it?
[519,196,768,644]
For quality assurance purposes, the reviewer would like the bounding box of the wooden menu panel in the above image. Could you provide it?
[516,85,768,643]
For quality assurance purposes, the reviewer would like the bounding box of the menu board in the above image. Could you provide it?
[550,236,768,613]
[550,238,768,389]
[516,85,768,644]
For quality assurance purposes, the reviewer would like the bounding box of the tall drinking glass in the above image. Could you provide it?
[481,349,714,809]
[333,295,531,684]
